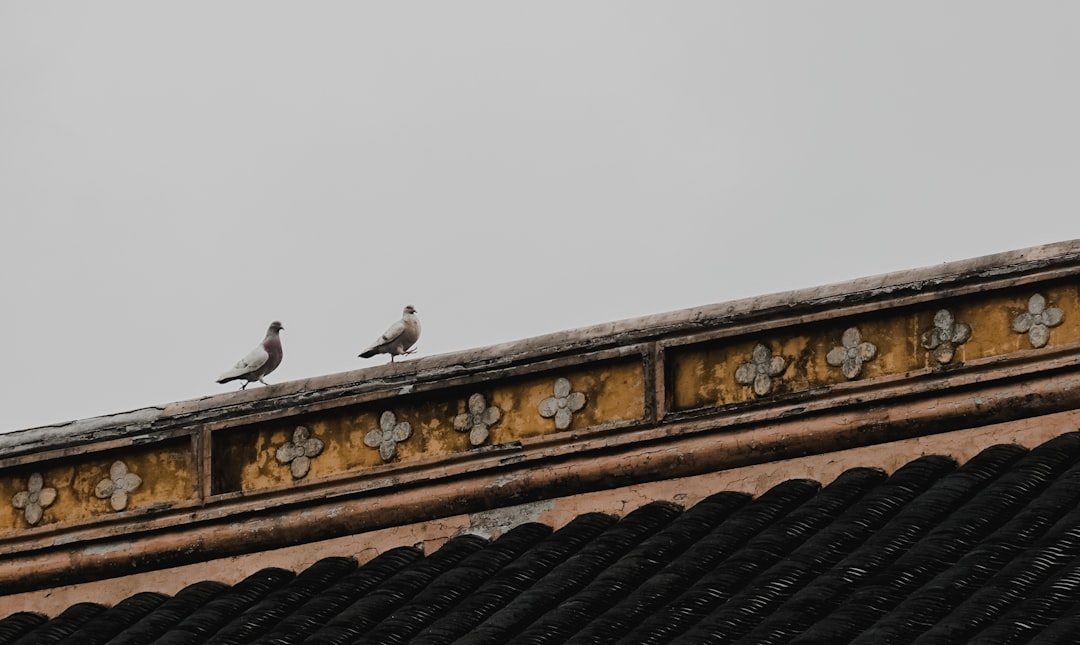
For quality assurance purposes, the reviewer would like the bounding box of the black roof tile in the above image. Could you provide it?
[163,568,295,644]
[356,523,553,645]
[108,581,229,645]
[619,467,893,645]
[210,558,357,645]
[527,493,750,644]
[305,535,489,645]
[0,613,45,644]
[254,547,421,645]
[9,432,1080,644]
[57,592,168,645]
[735,444,1025,645]
[568,482,814,645]
[10,602,105,645]
[793,433,1080,645]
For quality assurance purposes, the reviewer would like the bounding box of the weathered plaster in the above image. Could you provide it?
[0,440,193,531]
[211,358,644,493]
[671,283,1080,411]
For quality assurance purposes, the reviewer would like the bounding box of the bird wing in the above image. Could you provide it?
[375,319,407,346]
[219,344,270,380]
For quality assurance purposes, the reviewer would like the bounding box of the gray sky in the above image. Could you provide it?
[2,2,1077,433]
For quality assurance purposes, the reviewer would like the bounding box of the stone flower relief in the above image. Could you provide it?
[454,393,502,447]
[94,461,143,512]
[920,309,971,364]
[276,426,325,479]
[364,411,412,462]
[735,343,788,396]
[12,472,57,526]
[826,327,878,380]
[539,378,587,430]
[1012,293,1064,349]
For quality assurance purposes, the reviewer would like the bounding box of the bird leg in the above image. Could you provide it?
[240,382,249,390]
[389,348,416,364]
[259,378,270,386]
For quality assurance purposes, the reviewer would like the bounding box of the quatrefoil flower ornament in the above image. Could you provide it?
[454,393,502,446]
[276,426,325,479]
[921,309,971,364]
[94,461,142,512]
[539,378,587,430]
[826,327,878,380]
[735,343,788,396]
[12,473,56,526]
[364,411,411,462]
[1012,293,1064,348]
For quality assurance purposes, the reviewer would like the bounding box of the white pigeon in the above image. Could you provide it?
[217,321,284,389]
[359,305,421,363]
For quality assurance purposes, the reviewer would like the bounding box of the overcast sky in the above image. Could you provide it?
[1,3,1077,433]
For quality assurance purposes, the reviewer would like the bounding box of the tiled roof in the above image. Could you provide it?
[6,432,1080,644]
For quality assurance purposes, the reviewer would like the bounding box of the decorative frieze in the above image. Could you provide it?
[671,284,1078,412]
[0,442,193,531]
[207,358,644,494]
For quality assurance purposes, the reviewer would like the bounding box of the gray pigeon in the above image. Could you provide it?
[217,321,284,389]
[359,305,421,363]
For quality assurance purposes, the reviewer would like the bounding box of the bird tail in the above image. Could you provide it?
[358,349,377,358]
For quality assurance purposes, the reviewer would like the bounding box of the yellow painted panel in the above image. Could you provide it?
[0,440,194,532]
[223,358,646,493]
[488,359,646,444]
[672,283,1080,411]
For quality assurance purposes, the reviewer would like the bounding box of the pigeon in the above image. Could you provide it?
[217,321,284,389]
[359,305,421,363]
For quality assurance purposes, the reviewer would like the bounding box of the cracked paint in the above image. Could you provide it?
[467,499,556,539]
